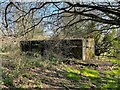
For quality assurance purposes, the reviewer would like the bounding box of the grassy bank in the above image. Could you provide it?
[1,49,120,89]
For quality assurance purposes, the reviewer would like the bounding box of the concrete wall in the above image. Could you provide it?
[82,38,95,61]
[20,38,94,60]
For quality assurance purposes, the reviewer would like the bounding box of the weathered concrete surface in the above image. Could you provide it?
[20,38,94,60]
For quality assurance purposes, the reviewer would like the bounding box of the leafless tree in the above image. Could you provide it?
[2,1,119,36]
[1,1,120,41]
[1,1,120,57]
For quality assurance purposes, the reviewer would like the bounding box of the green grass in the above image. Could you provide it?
[108,58,120,64]
[64,64,120,89]
[1,50,120,89]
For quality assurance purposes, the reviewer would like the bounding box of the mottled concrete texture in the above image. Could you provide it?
[20,38,94,60]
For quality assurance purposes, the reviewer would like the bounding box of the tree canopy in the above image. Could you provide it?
[1,1,119,36]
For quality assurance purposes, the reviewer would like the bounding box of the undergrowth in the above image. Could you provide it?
[1,44,120,89]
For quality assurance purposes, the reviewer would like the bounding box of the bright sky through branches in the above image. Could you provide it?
[0,0,116,2]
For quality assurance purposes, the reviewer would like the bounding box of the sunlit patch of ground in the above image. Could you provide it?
[0,52,10,55]
[1,52,120,89]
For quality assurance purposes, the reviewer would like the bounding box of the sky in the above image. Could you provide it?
[0,0,117,36]
[0,0,116,2]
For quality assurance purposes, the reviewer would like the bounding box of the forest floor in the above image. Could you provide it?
[1,51,120,89]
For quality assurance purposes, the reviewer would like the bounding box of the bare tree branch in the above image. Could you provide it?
[3,1,120,36]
